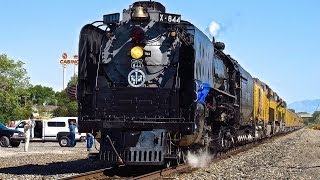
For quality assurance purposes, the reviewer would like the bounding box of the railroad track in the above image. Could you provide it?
[59,168,110,180]
[59,164,164,180]
[61,130,299,180]
[133,131,294,180]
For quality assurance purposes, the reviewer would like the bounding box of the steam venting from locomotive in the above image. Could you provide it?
[208,21,221,37]
[187,151,212,168]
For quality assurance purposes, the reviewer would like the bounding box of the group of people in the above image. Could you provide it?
[22,115,94,152]
[68,121,94,151]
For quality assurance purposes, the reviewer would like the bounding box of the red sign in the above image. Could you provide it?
[60,59,79,65]
[60,53,78,65]
[62,53,68,59]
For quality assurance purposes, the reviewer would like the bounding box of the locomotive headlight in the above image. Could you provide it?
[130,46,144,59]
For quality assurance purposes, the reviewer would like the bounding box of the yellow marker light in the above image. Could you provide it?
[130,46,144,60]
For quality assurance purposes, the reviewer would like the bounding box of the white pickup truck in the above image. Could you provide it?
[15,117,86,147]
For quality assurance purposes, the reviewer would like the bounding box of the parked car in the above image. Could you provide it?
[15,117,86,147]
[0,123,24,147]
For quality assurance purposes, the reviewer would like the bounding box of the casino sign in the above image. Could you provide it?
[60,53,79,65]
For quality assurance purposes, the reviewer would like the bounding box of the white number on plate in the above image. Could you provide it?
[176,16,181,23]
[172,16,176,23]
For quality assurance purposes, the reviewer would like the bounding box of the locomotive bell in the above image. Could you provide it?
[132,6,148,18]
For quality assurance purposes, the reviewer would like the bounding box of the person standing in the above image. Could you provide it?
[9,120,15,128]
[24,120,31,152]
[69,121,77,147]
[86,133,94,151]
[30,115,35,139]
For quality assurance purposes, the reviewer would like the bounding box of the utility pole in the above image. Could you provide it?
[73,55,78,76]
[62,64,67,90]
[61,53,68,90]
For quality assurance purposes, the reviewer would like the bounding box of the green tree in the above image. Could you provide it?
[53,76,78,117]
[311,111,320,124]
[28,85,56,105]
[305,111,320,126]
[0,54,31,123]
[67,74,78,87]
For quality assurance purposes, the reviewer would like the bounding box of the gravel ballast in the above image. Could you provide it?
[0,141,108,179]
[1,128,319,179]
[171,128,320,179]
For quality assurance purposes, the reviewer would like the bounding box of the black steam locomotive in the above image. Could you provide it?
[77,1,255,166]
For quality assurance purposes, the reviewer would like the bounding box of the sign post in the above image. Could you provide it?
[60,53,79,90]
[73,55,79,76]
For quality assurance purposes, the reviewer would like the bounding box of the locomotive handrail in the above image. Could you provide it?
[214,88,236,99]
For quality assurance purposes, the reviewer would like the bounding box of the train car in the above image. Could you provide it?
[253,78,269,137]
[76,1,303,167]
[253,78,302,136]
[285,109,303,130]
[266,90,286,134]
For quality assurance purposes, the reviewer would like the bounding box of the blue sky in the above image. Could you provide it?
[0,0,319,104]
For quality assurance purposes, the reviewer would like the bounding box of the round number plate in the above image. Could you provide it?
[128,69,146,87]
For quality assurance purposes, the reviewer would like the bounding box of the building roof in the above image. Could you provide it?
[298,112,313,118]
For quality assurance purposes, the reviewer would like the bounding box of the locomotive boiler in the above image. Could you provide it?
[76,1,302,166]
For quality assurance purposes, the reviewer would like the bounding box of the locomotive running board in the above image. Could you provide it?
[102,120,193,131]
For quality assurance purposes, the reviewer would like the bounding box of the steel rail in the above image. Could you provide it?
[59,168,110,180]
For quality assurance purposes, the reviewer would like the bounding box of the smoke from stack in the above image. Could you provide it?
[208,20,221,37]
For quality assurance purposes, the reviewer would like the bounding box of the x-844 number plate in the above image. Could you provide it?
[159,13,181,24]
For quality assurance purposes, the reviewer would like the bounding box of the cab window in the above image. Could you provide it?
[47,122,66,127]
[17,122,25,128]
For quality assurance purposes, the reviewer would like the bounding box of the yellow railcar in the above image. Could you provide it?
[253,78,303,136]
[285,109,303,129]
[253,78,269,126]
[268,91,285,134]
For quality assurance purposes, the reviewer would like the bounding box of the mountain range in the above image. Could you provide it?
[288,99,320,114]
